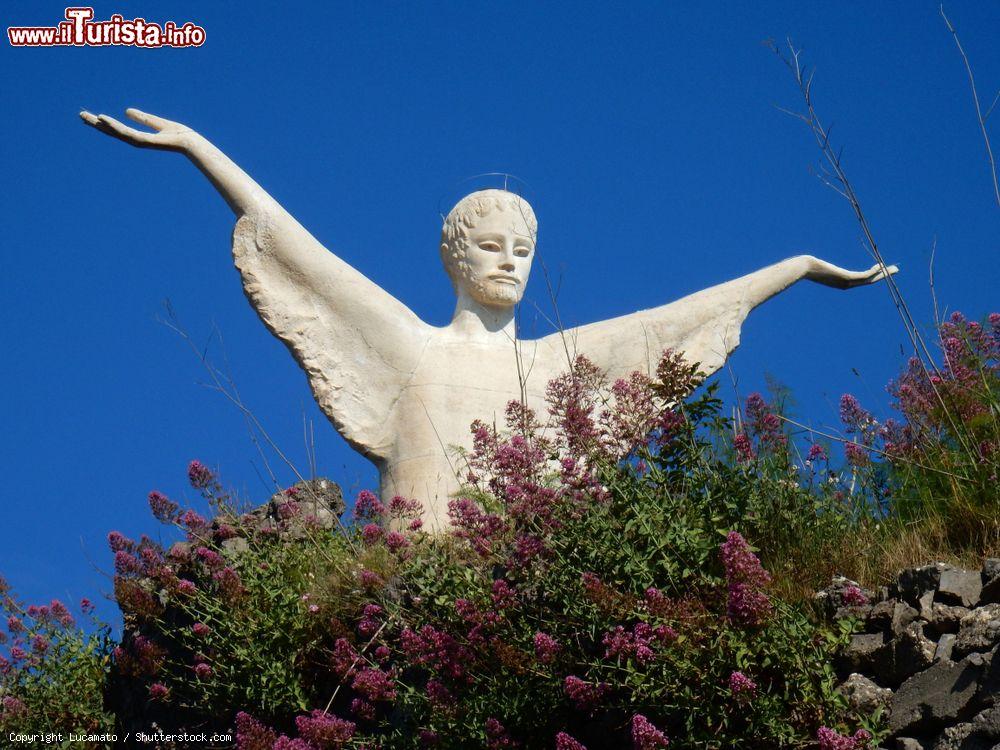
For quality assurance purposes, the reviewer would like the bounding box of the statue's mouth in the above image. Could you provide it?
[489,274,520,285]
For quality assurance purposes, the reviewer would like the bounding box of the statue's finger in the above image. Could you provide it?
[79,110,100,127]
[98,114,154,145]
[126,108,173,132]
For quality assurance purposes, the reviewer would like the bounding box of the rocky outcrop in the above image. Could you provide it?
[821,560,1000,750]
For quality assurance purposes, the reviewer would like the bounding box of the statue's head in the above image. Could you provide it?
[440,189,537,308]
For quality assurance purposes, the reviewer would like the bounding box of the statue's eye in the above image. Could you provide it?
[479,241,501,252]
[514,246,531,258]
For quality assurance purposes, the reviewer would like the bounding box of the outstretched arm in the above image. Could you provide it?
[80,108,266,216]
[535,254,898,381]
[80,109,430,458]
[741,254,898,305]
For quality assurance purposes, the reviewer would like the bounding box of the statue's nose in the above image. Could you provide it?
[498,245,516,271]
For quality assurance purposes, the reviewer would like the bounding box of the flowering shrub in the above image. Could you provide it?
[2,349,895,747]
[832,312,1000,553]
[0,581,114,743]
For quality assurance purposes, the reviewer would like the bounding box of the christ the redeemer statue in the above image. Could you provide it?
[81,109,897,530]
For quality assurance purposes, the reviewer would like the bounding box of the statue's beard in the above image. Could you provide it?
[450,260,523,308]
[471,278,521,307]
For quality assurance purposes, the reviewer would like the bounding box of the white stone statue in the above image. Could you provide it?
[80,109,898,530]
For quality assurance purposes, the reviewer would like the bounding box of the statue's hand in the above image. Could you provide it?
[79,108,197,153]
[804,256,900,290]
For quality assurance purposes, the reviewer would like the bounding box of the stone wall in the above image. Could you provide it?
[819,561,1000,750]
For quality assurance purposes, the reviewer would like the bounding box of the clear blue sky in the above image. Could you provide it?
[2,1,998,629]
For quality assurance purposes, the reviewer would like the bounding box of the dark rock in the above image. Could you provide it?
[983,560,1000,583]
[839,672,893,715]
[980,578,1000,607]
[930,703,1000,749]
[889,652,988,735]
[232,477,346,542]
[871,600,897,631]
[936,634,958,663]
[976,647,1000,707]
[920,591,938,621]
[954,605,1000,659]
[896,564,954,606]
[836,604,875,621]
[869,600,921,636]
[981,561,1000,606]
[969,703,1000,735]
[878,621,938,687]
[894,603,922,636]
[840,632,888,675]
[221,536,249,554]
[938,570,984,608]
[929,604,973,637]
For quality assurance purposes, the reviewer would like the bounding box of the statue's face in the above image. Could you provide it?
[456,207,535,308]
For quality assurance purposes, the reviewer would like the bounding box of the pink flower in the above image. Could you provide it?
[176,579,197,596]
[603,622,673,665]
[728,670,757,701]
[388,494,423,520]
[426,679,453,707]
[1,696,27,717]
[213,566,245,601]
[187,459,214,489]
[817,727,872,750]
[447,497,506,557]
[491,579,517,610]
[485,717,517,749]
[807,443,826,462]
[533,632,560,664]
[331,638,360,677]
[295,709,356,746]
[733,432,755,462]
[49,599,74,627]
[148,490,178,523]
[720,531,772,627]
[149,682,169,700]
[845,442,870,467]
[179,509,207,531]
[114,550,141,574]
[385,531,410,552]
[563,675,608,712]
[359,569,383,589]
[107,531,133,552]
[80,597,95,614]
[235,711,278,750]
[192,622,211,637]
[631,714,669,749]
[353,489,385,521]
[195,546,225,569]
[841,585,869,607]
[361,523,384,545]
[744,393,786,451]
[351,697,375,721]
[193,662,212,679]
[351,666,396,702]
[555,733,588,750]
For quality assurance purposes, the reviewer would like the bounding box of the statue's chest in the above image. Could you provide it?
[391,339,552,436]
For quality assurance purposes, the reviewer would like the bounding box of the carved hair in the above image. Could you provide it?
[440,189,538,293]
